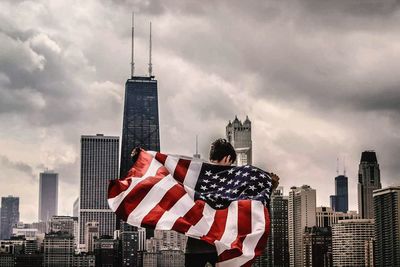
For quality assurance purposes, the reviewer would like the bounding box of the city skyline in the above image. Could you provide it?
[1,1,400,225]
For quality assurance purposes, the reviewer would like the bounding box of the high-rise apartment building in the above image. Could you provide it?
[79,134,119,245]
[332,219,375,266]
[330,174,348,212]
[358,151,381,219]
[226,116,252,166]
[39,171,59,222]
[0,196,20,239]
[373,186,400,267]
[288,185,316,267]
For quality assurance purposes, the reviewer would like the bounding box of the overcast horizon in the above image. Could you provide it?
[1,0,400,223]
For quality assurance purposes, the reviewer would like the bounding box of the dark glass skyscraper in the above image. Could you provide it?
[0,196,19,239]
[330,175,348,213]
[120,76,160,178]
[39,171,59,222]
[358,151,381,219]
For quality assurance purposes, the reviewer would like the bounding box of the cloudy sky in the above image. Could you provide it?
[1,0,400,223]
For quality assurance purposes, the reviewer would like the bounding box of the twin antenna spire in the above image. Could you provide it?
[130,12,153,78]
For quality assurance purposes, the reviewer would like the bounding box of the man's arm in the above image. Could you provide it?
[270,173,280,190]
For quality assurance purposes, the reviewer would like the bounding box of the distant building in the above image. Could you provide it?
[0,196,20,239]
[329,175,348,212]
[373,186,400,267]
[137,227,146,251]
[85,222,99,253]
[316,206,359,227]
[288,185,316,267]
[39,171,59,222]
[72,253,95,267]
[32,221,48,234]
[43,232,74,267]
[154,230,187,251]
[49,216,77,236]
[358,151,381,219]
[120,222,139,267]
[226,116,252,166]
[158,248,184,267]
[94,236,119,267]
[15,253,44,267]
[303,226,332,267]
[0,254,14,267]
[142,251,158,267]
[79,134,119,245]
[73,197,79,218]
[332,219,375,266]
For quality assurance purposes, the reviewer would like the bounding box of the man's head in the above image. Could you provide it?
[209,138,237,166]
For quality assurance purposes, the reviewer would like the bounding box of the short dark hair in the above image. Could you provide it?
[209,138,237,163]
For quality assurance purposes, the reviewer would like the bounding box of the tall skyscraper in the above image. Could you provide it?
[79,134,119,245]
[288,185,316,267]
[39,171,58,222]
[262,187,289,267]
[119,20,160,240]
[226,116,252,166]
[358,151,381,219]
[329,174,348,212]
[332,219,375,266]
[0,196,20,240]
[373,186,400,267]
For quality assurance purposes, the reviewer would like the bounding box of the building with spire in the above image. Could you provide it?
[358,151,381,219]
[226,116,252,166]
[120,16,160,179]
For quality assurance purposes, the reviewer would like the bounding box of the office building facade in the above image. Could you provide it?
[330,175,348,212]
[79,134,119,245]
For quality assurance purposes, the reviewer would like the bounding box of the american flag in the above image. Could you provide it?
[108,150,272,266]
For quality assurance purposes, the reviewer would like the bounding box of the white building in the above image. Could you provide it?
[288,185,316,267]
[332,219,375,266]
[316,206,359,227]
[79,134,119,244]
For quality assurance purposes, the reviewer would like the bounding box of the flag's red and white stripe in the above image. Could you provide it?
[108,151,270,266]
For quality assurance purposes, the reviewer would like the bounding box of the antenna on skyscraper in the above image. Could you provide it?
[130,12,135,78]
[336,157,339,176]
[148,21,153,78]
[343,156,346,176]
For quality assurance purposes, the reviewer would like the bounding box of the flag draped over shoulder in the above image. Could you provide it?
[108,150,272,266]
